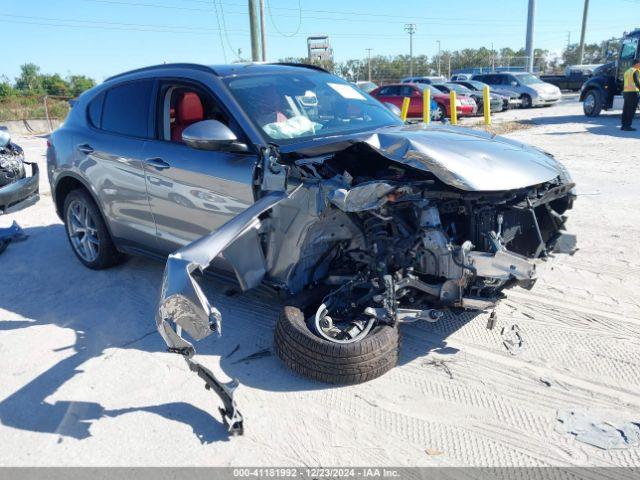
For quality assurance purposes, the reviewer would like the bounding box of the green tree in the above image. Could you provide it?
[68,75,96,97]
[0,75,13,99]
[15,63,43,94]
[42,73,69,96]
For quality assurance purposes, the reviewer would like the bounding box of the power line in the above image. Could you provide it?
[82,0,576,28]
[211,0,228,62]
[265,0,302,38]
[217,0,242,59]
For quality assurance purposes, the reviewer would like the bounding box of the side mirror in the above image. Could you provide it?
[182,120,248,152]
[511,81,519,87]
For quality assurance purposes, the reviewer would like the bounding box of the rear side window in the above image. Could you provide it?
[87,92,104,128]
[101,80,154,138]
[378,86,399,96]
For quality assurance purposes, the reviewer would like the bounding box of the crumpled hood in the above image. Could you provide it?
[338,124,564,191]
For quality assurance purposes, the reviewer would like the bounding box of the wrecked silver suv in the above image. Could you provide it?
[48,64,575,436]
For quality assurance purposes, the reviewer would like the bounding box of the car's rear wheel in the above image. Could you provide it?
[434,103,446,121]
[63,189,123,269]
[583,90,603,117]
[274,305,399,385]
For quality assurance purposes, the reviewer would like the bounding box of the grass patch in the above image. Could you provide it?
[0,96,71,122]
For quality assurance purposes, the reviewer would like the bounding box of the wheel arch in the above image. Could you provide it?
[579,82,606,102]
[53,173,115,240]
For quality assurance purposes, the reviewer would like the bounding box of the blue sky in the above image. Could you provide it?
[2,0,637,82]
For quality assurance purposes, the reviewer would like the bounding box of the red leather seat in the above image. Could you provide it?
[171,92,204,142]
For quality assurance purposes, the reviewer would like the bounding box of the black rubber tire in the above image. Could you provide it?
[521,94,533,109]
[583,90,603,117]
[63,189,123,270]
[274,306,399,385]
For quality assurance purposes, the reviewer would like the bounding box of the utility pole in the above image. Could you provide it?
[577,0,590,65]
[366,48,373,81]
[567,31,571,50]
[525,0,536,72]
[436,40,441,76]
[259,0,266,61]
[248,0,260,62]
[491,42,495,71]
[404,24,416,77]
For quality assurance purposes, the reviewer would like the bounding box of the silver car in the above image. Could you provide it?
[47,63,575,434]
[472,72,562,108]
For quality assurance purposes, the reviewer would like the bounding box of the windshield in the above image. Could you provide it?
[430,84,449,93]
[465,80,487,91]
[515,73,543,85]
[224,71,402,143]
[445,83,473,94]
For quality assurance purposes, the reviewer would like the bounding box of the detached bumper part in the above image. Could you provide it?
[0,162,39,214]
[0,221,27,254]
[156,191,291,436]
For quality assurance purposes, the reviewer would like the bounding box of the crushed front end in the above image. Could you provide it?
[155,125,576,433]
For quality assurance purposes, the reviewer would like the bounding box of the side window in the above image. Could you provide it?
[87,92,104,128]
[620,37,639,61]
[399,86,414,96]
[159,83,230,143]
[101,80,154,138]
[378,86,398,96]
[506,75,518,86]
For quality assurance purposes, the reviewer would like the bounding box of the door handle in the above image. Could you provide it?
[77,143,94,155]
[145,157,170,171]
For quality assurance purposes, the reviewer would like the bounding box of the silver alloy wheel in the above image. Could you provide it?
[584,93,595,115]
[66,199,100,263]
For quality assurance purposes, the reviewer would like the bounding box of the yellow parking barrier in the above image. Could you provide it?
[483,85,492,126]
[401,97,411,121]
[423,88,431,124]
[449,90,457,125]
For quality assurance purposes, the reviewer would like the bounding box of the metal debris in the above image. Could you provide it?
[501,324,525,355]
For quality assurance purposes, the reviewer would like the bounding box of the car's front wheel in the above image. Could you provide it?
[274,304,399,385]
[63,189,123,269]
[521,94,533,109]
[583,90,603,117]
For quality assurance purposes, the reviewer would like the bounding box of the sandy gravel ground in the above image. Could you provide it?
[1,96,639,467]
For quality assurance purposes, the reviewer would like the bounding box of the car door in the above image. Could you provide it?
[142,80,257,254]
[79,80,157,249]
[374,85,402,109]
[399,85,422,117]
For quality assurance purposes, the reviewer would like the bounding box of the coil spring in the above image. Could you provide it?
[363,214,391,256]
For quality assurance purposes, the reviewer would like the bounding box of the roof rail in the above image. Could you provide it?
[105,63,218,82]
[270,62,329,73]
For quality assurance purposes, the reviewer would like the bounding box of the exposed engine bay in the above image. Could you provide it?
[265,144,575,343]
[155,125,576,435]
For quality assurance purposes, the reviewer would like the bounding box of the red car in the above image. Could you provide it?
[370,83,477,120]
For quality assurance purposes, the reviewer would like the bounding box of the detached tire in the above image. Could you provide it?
[274,306,399,385]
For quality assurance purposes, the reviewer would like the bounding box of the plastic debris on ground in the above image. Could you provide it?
[555,409,640,450]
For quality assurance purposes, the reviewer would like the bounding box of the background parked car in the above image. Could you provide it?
[370,83,476,119]
[431,82,502,114]
[450,73,473,81]
[354,80,378,93]
[400,76,447,85]
[472,72,561,108]
[452,80,522,110]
